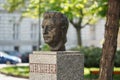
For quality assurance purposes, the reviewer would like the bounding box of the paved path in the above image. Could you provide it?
[0,74,28,80]
[0,63,29,80]
[0,63,29,68]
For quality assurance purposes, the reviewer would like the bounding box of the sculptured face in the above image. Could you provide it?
[42,19,61,45]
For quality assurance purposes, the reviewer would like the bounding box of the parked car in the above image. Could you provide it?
[4,51,22,58]
[0,51,21,64]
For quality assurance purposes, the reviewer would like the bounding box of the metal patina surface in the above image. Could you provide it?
[42,12,68,51]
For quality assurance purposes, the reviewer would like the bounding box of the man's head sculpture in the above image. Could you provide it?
[42,12,68,51]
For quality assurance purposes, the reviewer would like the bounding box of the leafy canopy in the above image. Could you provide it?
[2,0,107,24]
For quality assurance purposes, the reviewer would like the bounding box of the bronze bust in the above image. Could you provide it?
[42,12,68,51]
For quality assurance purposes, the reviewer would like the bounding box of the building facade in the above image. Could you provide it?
[0,12,39,53]
[0,0,40,53]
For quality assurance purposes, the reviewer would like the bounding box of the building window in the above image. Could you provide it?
[13,23,19,40]
[14,46,19,51]
[31,23,37,40]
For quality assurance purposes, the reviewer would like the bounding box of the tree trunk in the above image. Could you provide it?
[99,0,120,80]
[75,27,82,46]
[70,20,82,47]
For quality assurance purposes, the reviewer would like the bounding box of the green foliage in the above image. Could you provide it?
[71,47,120,67]
[41,44,50,51]
[23,0,87,20]
[115,50,120,67]
[0,66,29,78]
[95,0,108,17]
[3,0,107,20]
[2,0,25,12]
[71,47,102,67]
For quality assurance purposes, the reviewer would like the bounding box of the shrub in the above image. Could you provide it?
[41,44,50,51]
[70,46,102,67]
[70,46,120,67]
[115,50,120,67]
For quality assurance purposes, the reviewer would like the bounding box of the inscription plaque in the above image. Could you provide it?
[30,63,56,74]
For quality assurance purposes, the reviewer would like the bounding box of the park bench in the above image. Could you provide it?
[90,69,120,79]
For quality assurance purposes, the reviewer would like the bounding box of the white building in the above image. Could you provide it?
[0,12,40,53]
[81,20,105,47]
[0,0,40,53]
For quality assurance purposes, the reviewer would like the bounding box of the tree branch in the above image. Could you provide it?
[82,18,93,28]
[70,19,78,29]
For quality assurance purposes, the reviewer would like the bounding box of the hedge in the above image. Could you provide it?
[70,46,120,67]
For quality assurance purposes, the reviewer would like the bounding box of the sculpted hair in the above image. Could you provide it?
[43,11,68,30]
[43,12,69,43]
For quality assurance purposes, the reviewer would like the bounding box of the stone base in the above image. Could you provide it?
[29,51,84,80]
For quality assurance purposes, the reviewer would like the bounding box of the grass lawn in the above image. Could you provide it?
[0,66,29,78]
[0,66,120,80]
